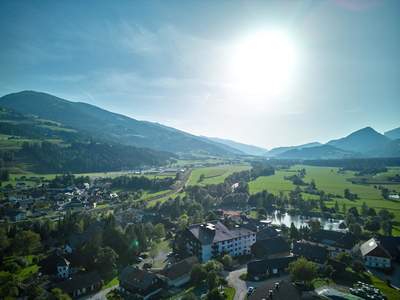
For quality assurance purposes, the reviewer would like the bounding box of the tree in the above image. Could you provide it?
[348,223,362,237]
[342,203,347,214]
[288,258,318,285]
[336,253,352,265]
[310,179,316,190]
[190,264,207,285]
[182,293,197,300]
[334,201,339,213]
[290,222,299,240]
[153,224,165,240]
[222,254,233,268]
[361,202,368,217]
[382,221,392,236]
[206,289,225,300]
[95,247,119,278]
[51,288,72,300]
[12,230,41,255]
[207,271,219,290]
[308,220,321,234]
[365,218,381,233]
[205,260,223,273]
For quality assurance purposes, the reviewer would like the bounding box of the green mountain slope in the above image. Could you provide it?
[0,107,173,173]
[0,91,238,156]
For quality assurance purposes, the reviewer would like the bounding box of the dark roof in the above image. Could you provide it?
[310,230,356,249]
[293,241,329,264]
[39,253,70,274]
[360,238,391,259]
[188,221,254,245]
[248,280,301,300]
[256,227,279,240]
[251,236,290,258]
[247,256,296,276]
[119,266,161,291]
[378,236,400,259]
[161,256,198,280]
[53,272,102,293]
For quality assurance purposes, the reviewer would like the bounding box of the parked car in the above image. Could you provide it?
[247,287,255,296]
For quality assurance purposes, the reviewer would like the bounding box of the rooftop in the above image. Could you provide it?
[188,221,254,245]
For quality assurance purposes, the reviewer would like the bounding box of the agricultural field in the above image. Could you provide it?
[248,165,400,233]
[187,164,250,186]
[249,168,297,195]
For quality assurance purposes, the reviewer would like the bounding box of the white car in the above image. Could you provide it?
[247,287,255,295]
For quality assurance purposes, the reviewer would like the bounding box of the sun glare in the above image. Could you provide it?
[230,30,297,97]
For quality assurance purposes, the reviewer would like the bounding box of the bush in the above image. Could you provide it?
[15,256,29,267]
[4,261,21,273]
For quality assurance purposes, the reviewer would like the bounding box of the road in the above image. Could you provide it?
[225,267,289,300]
[79,286,118,300]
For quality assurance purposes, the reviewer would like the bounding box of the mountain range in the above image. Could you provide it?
[0,91,240,157]
[0,91,399,166]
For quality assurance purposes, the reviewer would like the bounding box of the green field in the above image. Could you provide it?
[187,164,251,186]
[248,165,400,233]
[249,168,296,195]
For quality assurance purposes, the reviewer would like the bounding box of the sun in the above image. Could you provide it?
[230,30,297,96]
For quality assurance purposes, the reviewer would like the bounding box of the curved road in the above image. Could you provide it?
[225,267,289,300]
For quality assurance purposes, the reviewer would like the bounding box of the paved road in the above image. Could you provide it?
[225,267,289,300]
[79,285,118,300]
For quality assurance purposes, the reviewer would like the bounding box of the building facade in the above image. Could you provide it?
[181,221,256,262]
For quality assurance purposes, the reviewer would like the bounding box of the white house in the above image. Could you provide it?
[360,238,392,269]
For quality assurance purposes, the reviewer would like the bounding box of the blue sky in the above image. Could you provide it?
[0,0,399,148]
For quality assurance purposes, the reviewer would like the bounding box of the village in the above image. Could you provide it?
[1,165,400,300]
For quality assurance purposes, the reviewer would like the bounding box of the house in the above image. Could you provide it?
[292,240,328,264]
[160,256,198,287]
[248,280,301,300]
[251,236,290,259]
[3,209,26,222]
[378,236,400,262]
[179,221,256,262]
[360,238,392,269]
[52,272,102,298]
[39,253,71,278]
[256,227,279,240]
[247,255,296,280]
[119,266,164,299]
[309,230,356,257]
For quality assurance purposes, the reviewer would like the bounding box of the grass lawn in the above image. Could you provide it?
[224,286,236,300]
[102,276,119,289]
[369,274,400,300]
[188,164,250,186]
[3,255,39,282]
[146,190,185,208]
[168,283,208,300]
[249,169,295,195]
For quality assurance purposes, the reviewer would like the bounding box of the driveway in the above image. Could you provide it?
[225,267,288,300]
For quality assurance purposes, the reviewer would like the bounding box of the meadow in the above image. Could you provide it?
[187,164,251,186]
[248,165,400,234]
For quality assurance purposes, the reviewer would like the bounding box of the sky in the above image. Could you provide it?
[0,0,399,149]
